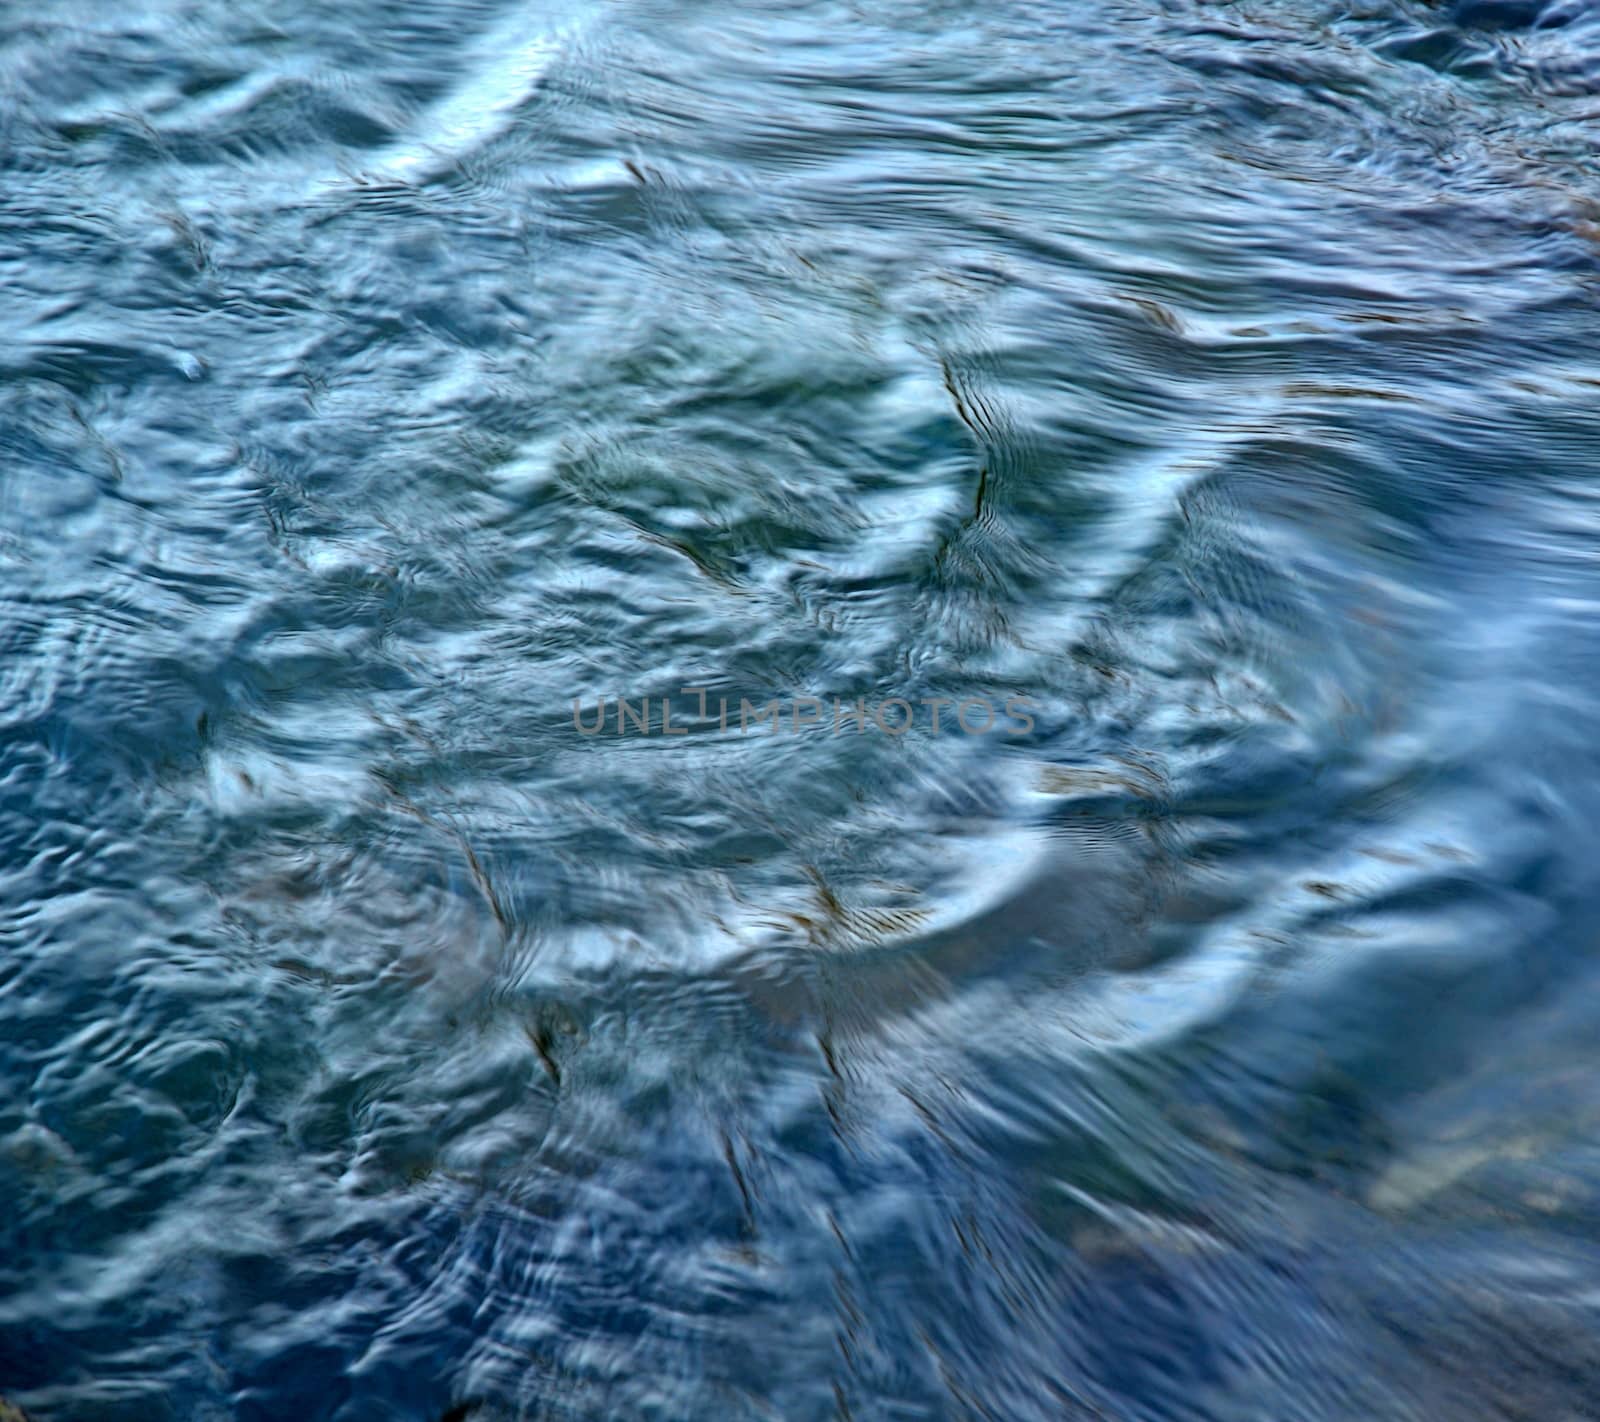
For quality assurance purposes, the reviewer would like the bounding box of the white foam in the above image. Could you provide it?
[320,9,591,192]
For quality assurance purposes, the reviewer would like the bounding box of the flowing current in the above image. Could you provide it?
[4,0,1600,1417]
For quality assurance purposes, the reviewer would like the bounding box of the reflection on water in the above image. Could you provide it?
[4,0,1600,1416]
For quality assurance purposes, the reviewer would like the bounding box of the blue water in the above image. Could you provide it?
[4,0,1600,1417]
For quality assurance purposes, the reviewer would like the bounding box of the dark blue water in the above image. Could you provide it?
[5,0,1600,1417]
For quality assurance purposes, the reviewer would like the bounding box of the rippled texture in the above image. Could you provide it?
[5,0,1600,1416]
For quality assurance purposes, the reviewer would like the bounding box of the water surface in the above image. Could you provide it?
[4,0,1600,1417]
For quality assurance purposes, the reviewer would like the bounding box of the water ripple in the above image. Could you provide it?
[5,0,1600,1417]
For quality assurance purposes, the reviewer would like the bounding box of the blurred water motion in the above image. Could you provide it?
[4,0,1600,1417]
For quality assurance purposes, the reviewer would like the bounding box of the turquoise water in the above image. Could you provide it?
[4,0,1600,1417]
